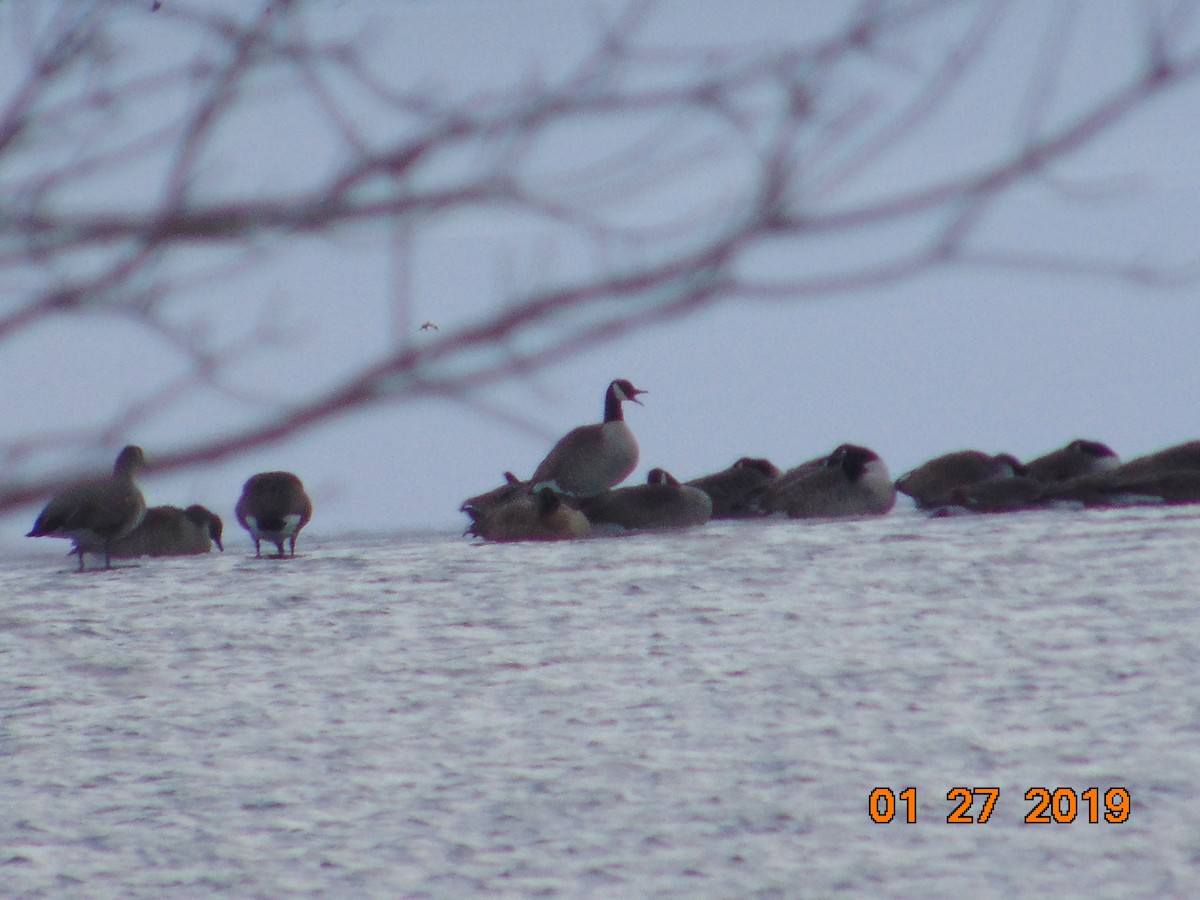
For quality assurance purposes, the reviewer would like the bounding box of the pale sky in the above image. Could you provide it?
[3,1,1200,552]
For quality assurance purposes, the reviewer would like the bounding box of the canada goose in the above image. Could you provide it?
[1113,470,1200,505]
[530,379,646,498]
[580,468,712,531]
[947,476,1045,513]
[765,444,896,518]
[685,457,780,518]
[896,450,1026,509]
[1116,439,1200,479]
[235,471,312,557]
[460,472,526,524]
[26,444,147,571]
[111,504,224,557]
[1042,469,1200,508]
[1025,439,1119,483]
[466,486,591,542]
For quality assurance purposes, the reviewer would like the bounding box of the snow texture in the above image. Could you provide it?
[3,505,1199,896]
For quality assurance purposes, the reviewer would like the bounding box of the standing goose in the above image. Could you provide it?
[26,444,147,571]
[235,471,312,557]
[895,450,1026,509]
[111,504,224,557]
[580,468,712,531]
[765,444,896,518]
[530,379,646,498]
[685,457,780,518]
[1024,439,1119,483]
[466,486,591,542]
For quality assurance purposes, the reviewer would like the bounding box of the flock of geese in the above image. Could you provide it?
[26,448,312,570]
[23,377,1200,566]
[461,379,1200,541]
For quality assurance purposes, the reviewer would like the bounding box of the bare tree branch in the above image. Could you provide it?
[2,0,1199,514]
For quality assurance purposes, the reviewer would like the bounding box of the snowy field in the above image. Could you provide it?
[3,504,1199,897]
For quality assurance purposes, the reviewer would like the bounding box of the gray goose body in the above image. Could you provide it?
[466,486,591,542]
[581,468,712,531]
[27,445,147,571]
[235,471,312,557]
[111,504,224,557]
[530,379,645,498]
[1025,439,1119,483]
[765,444,896,518]
[685,457,780,519]
[896,450,1025,509]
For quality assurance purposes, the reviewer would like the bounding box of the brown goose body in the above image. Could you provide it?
[1111,470,1200,505]
[948,476,1046,513]
[1025,439,1119,483]
[765,444,895,519]
[1116,440,1200,479]
[111,504,224,557]
[896,450,1025,509]
[27,445,147,571]
[530,379,646,498]
[467,487,591,542]
[235,471,312,557]
[685,457,780,518]
[1043,469,1200,508]
[460,472,526,521]
[581,468,712,531]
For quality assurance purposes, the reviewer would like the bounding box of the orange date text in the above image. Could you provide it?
[868,786,1130,824]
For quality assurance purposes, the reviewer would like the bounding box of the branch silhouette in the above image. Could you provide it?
[3,0,1198,513]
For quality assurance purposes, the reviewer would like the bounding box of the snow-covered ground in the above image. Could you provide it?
[3,505,1199,896]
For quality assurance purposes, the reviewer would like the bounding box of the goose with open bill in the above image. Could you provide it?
[530,379,646,498]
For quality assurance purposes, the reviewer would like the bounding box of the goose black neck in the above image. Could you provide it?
[604,384,624,422]
[836,445,870,482]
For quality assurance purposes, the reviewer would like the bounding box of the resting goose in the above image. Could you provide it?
[1042,469,1200,508]
[1024,439,1119,483]
[947,476,1046,513]
[895,450,1025,509]
[460,472,525,523]
[1116,439,1200,479]
[235,471,313,557]
[765,444,895,518]
[26,444,147,571]
[111,504,224,557]
[530,379,646,498]
[580,468,712,531]
[685,457,780,518]
[466,486,591,542]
